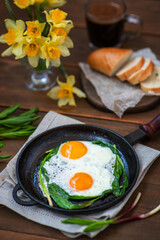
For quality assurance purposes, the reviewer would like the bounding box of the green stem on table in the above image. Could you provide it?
[59,64,68,78]
[5,0,17,21]
[26,6,33,20]
[0,141,5,149]
[62,192,160,233]
[0,155,11,160]
[0,104,20,120]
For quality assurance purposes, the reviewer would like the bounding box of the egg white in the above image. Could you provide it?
[42,141,116,197]
[58,141,116,166]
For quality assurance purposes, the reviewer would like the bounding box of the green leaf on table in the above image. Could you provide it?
[0,155,11,160]
[0,141,5,148]
[0,104,20,120]
[62,218,96,225]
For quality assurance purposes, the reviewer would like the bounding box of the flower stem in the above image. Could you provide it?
[26,6,33,20]
[35,5,45,23]
[5,0,17,21]
[40,0,48,9]
[59,64,68,77]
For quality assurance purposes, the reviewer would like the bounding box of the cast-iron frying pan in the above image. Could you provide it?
[12,115,160,214]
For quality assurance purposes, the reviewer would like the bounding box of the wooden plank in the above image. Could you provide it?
[0,0,160,37]
[0,230,61,240]
[0,58,160,125]
[62,0,160,35]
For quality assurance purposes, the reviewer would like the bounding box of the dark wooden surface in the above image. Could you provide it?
[0,0,160,240]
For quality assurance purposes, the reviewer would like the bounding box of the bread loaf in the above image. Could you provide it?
[140,66,160,93]
[116,56,144,81]
[88,48,133,77]
[127,58,154,85]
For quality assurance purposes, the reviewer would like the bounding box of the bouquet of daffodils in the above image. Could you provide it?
[0,0,86,106]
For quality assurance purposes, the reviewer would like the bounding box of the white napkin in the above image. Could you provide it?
[79,48,160,118]
[0,111,159,238]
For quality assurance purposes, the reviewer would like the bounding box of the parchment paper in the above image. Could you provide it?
[79,48,160,118]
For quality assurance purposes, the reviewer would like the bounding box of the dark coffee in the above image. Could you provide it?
[85,1,125,48]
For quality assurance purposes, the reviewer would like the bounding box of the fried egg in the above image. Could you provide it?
[43,141,116,197]
[58,141,115,166]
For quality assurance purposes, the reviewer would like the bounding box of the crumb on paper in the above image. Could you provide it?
[1,177,5,181]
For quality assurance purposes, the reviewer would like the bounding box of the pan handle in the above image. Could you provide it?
[13,184,37,206]
[140,114,160,137]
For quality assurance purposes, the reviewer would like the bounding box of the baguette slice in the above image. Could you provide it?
[88,48,133,77]
[127,58,154,85]
[116,56,144,81]
[140,66,160,93]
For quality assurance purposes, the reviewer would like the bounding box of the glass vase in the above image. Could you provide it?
[25,69,56,91]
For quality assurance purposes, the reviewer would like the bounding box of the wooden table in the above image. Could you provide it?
[0,0,160,239]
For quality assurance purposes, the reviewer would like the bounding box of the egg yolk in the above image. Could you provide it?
[70,172,93,191]
[60,141,87,159]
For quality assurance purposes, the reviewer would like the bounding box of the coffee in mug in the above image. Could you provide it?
[84,0,142,48]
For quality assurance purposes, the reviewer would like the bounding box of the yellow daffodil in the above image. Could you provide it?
[0,19,25,45]
[49,23,74,48]
[14,0,34,9]
[53,28,67,38]
[47,75,86,107]
[0,19,26,59]
[44,9,72,29]
[23,36,47,67]
[25,20,46,39]
[49,17,73,36]
[44,0,66,10]
[33,0,44,3]
[40,32,72,68]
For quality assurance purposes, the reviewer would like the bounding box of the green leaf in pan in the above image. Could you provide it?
[39,147,60,206]
[92,141,120,155]
[40,146,60,169]
[48,183,101,209]
[112,155,128,197]
[41,167,50,183]
[39,167,53,207]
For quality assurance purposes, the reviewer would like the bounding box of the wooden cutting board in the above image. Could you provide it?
[81,71,160,113]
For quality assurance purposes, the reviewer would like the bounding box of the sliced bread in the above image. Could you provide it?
[127,58,154,85]
[116,56,144,81]
[87,48,133,76]
[140,66,160,93]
